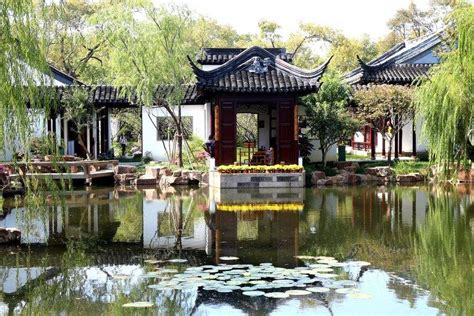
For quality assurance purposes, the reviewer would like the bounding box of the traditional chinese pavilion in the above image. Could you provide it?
[188,46,331,165]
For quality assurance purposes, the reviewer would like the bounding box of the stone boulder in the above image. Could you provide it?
[311,171,326,185]
[335,161,359,170]
[340,173,362,185]
[116,165,137,174]
[396,173,423,183]
[366,166,392,177]
[145,166,161,179]
[159,175,189,187]
[114,173,136,184]
[159,168,172,177]
[200,172,209,186]
[0,228,21,244]
[135,175,158,186]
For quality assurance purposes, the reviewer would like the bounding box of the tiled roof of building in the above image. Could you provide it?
[197,47,293,65]
[344,32,442,85]
[189,46,331,94]
[55,84,201,106]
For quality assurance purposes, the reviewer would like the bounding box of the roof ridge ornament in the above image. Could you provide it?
[247,57,271,74]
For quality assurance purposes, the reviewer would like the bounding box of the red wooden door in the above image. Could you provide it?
[216,99,236,165]
[277,100,298,164]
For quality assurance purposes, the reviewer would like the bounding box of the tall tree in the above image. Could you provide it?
[38,0,107,82]
[0,0,51,156]
[416,2,474,178]
[96,1,195,167]
[304,76,361,166]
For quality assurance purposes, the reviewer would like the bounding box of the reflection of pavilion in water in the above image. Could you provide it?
[209,187,305,266]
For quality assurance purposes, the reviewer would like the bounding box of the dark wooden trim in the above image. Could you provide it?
[370,128,376,160]
[412,121,417,158]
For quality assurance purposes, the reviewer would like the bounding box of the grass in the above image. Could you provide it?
[392,161,430,176]
[346,153,370,161]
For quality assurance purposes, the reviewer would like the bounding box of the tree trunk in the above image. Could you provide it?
[321,149,327,167]
[177,104,183,168]
[387,138,392,162]
[77,133,92,160]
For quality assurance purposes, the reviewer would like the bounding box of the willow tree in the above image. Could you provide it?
[94,1,195,167]
[0,0,52,159]
[416,3,474,178]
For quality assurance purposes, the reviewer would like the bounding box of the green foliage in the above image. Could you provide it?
[0,0,52,155]
[416,3,474,178]
[392,161,430,176]
[354,85,414,161]
[414,194,473,316]
[61,88,95,159]
[304,76,361,166]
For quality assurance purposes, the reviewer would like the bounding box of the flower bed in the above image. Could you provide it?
[217,202,304,212]
[217,164,303,174]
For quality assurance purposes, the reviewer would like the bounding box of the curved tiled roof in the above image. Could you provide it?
[344,32,442,85]
[197,48,293,65]
[54,84,201,106]
[189,46,331,94]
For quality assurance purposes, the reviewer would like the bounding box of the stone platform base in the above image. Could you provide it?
[209,171,305,188]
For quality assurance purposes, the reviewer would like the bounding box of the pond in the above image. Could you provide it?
[0,184,472,315]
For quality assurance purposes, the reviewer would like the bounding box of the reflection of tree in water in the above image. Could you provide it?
[414,193,473,316]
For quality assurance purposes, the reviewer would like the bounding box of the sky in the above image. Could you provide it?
[153,0,432,40]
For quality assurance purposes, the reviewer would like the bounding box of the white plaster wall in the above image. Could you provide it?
[142,104,211,161]
[258,112,270,149]
[308,140,337,163]
[1,110,46,161]
[372,117,427,154]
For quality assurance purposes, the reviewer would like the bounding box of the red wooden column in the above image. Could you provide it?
[370,128,376,160]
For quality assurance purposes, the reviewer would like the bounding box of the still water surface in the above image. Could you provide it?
[0,185,472,315]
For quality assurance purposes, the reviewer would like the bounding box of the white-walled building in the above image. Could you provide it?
[344,32,442,158]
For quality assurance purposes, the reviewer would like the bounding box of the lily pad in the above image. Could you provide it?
[350,261,371,266]
[294,255,316,260]
[219,256,239,261]
[285,289,311,296]
[265,292,290,298]
[112,274,130,280]
[242,290,266,297]
[123,302,154,308]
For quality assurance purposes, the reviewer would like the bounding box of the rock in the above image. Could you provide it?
[159,168,172,177]
[114,173,136,184]
[159,175,189,187]
[311,171,326,185]
[343,165,358,174]
[116,165,137,174]
[340,173,362,185]
[145,166,161,179]
[458,168,474,183]
[200,172,209,186]
[396,174,418,183]
[135,175,157,186]
[335,162,359,170]
[0,228,21,244]
[172,170,182,177]
[366,166,392,177]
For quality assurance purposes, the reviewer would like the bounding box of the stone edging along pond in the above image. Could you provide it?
[310,162,426,186]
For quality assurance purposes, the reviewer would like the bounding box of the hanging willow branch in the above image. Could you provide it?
[416,3,474,179]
